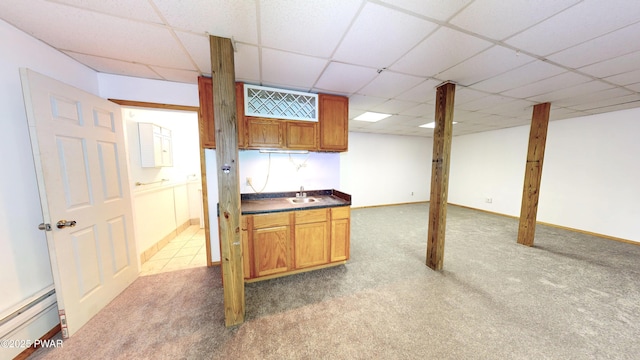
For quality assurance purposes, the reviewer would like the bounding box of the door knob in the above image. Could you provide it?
[56,220,77,229]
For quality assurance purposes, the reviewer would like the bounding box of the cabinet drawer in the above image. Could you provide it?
[253,211,290,229]
[296,208,327,224]
[331,206,350,220]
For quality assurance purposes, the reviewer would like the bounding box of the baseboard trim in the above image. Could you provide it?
[448,203,639,246]
[13,324,60,360]
[140,220,193,264]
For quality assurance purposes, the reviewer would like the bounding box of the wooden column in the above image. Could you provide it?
[517,102,551,247]
[210,35,245,326]
[426,82,456,271]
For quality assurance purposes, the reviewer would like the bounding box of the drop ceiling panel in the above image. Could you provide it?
[378,0,473,21]
[371,99,420,114]
[261,48,327,89]
[553,87,633,109]
[259,0,361,57]
[501,72,592,99]
[437,45,535,86]
[333,2,439,68]
[526,81,613,104]
[476,99,536,118]
[358,71,425,98]
[390,27,492,77]
[457,94,515,112]
[454,88,491,105]
[153,0,258,43]
[63,51,163,80]
[314,62,377,95]
[175,31,209,73]
[347,94,388,111]
[604,69,640,86]
[53,0,163,23]
[579,50,640,78]
[150,66,199,84]
[395,79,441,102]
[506,0,640,56]
[450,0,580,40]
[547,21,640,69]
[627,83,640,92]
[583,99,640,114]
[400,103,434,117]
[471,61,566,93]
[570,94,640,112]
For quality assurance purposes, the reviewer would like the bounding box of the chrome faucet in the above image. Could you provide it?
[297,186,306,198]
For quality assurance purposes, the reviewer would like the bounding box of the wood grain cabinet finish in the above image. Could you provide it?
[330,207,350,262]
[319,94,349,151]
[294,209,329,269]
[246,118,284,148]
[286,121,317,150]
[196,77,246,149]
[241,206,350,282]
[251,212,291,277]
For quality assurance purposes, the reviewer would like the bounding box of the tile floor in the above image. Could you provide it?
[140,225,207,276]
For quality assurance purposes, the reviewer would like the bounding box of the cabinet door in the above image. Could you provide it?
[319,94,348,151]
[253,226,290,277]
[331,207,350,262]
[236,82,247,149]
[247,118,284,148]
[295,222,329,269]
[197,76,215,148]
[286,121,317,150]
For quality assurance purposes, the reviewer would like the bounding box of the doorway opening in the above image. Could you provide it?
[116,101,208,276]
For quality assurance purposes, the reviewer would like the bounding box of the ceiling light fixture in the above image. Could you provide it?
[419,121,458,128]
[353,112,391,122]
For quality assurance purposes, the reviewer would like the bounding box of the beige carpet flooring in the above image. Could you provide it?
[29,204,640,359]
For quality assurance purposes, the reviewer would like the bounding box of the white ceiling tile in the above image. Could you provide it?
[450,0,580,40]
[436,45,535,86]
[526,81,613,103]
[372,99,420,114]
[627,82,640,92]
[259,0,361,57]
[548,106,586,121]
[579,50,640,78]
[476,99,537,118]
[261,49,327,89]
[153,0,258,43]
[378,0,473,21]
[348,94,388,110]
[174,31,209,74]
[553,87,633,108]
[52,0,162,23]
[457,94,516,112]
[357,71,425,98]
[234,44,261,83]
[314,62,377,94]
[547,21,640,69]
[506,0,640,56]
[603,69,640,86]
[582,100,640,114]
[333,2,439,68]
[150,66,200,84]
[400,103,434,117]
[390,27,492,77]
[454,87,490,104]
[63,51,163,79]
[501,72,592,98]
[395,79,442,102]
[569,94,640,112]
[471,61,566,93]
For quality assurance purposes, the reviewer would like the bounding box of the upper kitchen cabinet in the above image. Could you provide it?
[319,94,349,152]
[197,76,246,149]
[198,79,348,152]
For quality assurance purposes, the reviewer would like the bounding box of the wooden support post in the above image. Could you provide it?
[210,35,245,326]
[517,102,551,247]
[426,82,456,271]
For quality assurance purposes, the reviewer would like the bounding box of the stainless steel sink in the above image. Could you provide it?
[289,197,317,204]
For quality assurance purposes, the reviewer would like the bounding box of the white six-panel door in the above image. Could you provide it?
[20,69,138,338]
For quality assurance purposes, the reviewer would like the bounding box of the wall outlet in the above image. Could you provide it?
[485,197,492,203]
[246,177,252,186]
[411,192,414,196]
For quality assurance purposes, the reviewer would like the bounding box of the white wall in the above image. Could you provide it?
[98,73,199,107]
[340,132,433,207]
[0,19,99,359]
[449,109,640,242]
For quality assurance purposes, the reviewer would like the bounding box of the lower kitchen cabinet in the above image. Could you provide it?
[241,206,350,282]
[330,207,350,262]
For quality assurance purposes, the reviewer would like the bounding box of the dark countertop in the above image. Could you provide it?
[241,189,351,215]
